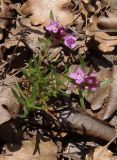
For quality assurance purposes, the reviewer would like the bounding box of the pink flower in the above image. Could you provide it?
[45,21,61,33]
[85,73,99,91]
[64,35,77,49]
[69,68,85,84]
[70,69,99,91]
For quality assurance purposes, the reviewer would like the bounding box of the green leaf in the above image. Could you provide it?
[82,89,89,97]
[16,84,27,100]
[31,84,38,101]
[80,97,85,108]
[11,88,25,104]
[79,55,86,71]
[50,10,54,21]
[22,69,30,79]
[17,107,29,118]
[100,79,112,88]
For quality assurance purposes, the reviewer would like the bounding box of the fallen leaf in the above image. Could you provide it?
[98,12,117,29]
[86,146,113,160]
[103,65,117,119]
[0,0,12,40]
[0,75,21,125]
[0,138,58,160]
[59,108,116,141]
[90,86,110,111]
[21,0,73,26]
[87,22,117,53]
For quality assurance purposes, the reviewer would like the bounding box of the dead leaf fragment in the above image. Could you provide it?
[86,146,113,160]
[1,138,58,160]
[21,0,73,26]
[59,108,115,141]
[0,0,12,40]
[98,12,117,29]
[103,65,117,119]
[0,75,20,125]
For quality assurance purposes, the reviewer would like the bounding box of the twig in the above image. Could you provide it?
[0,61,9,69]
[13,65,28,76]
[0,16,15,19]
[105,134,117,148]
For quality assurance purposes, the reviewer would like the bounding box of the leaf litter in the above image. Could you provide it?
[0,0,117,160]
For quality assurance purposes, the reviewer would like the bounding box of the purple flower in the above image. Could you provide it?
[69,68,85,84]
[45,21,61,33]
[64,35,77,49]
[59,27,67,36]
[70,69,99,91]
[85,73,99,91]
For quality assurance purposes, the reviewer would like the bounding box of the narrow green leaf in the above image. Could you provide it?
[79,55,86,71]
[15,83,27,100]
[50,10,54,21]
[17,107,29,118]
[100,79,112,88]
[31,84,38,101]
[11,88,24,104]
[22,69,30,79]
[80,97,85,108]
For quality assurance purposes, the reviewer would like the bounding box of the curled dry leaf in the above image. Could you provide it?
[0,75,20,125]
[21,0,73,26]
[59,108,115,141]
[103,65,117,120]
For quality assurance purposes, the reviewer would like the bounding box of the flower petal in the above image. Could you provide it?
[69,73,78,80]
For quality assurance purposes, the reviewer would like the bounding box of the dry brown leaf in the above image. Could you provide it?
[0,138,57,160]
[87,16,117,53]
[98,12,117,29]
[85,68,111,111]
[82,0,90,3]
[59,108,116,141]
[0,106,11,125]
[0,75,20,125]
[103,65,117,119]
[0,0,12,40]
[90,86,110,111]
[86,146,113,160]
[21,0,73,26]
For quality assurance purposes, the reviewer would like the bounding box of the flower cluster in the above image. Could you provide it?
[69,68,99,91]
[45,21,77,49]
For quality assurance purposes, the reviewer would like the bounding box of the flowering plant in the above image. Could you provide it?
[69,64,100,108]
[69,68,99,92]
[45,20,77,49]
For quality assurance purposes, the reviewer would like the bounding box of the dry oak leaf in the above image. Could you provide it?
[0,0,12,40]
[0,139,57,160]
[0,75,20,125]
[98,12,117,29]
[94,30,117,52]
[86,146,113,160]
[21,0,73,26]
[87,15,117,53]
[103,65,117,119]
